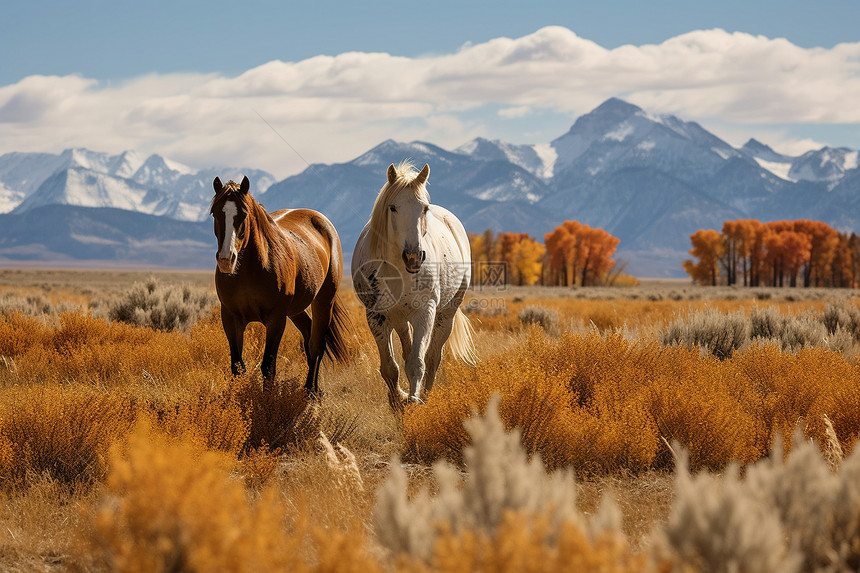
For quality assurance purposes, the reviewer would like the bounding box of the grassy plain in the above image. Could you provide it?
[0,268,858,571]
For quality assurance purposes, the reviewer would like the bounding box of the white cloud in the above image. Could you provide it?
[498,106,532,118]
[1,26,859,177]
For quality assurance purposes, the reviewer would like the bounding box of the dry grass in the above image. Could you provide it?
[0,270,859,571]
[403,329,860,473]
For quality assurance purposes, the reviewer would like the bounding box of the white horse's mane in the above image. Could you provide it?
[368,160,430,258]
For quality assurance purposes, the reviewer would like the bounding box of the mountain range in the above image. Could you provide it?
[1,97,858,277]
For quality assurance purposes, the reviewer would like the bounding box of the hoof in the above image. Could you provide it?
[305,388,325,401]
[404,395,425,406]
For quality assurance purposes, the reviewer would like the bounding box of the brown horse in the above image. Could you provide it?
[210,175,354,395]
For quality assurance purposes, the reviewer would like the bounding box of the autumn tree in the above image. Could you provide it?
[513,236,546,286]
[831,232,860,288]
[544,221,582,286]
[578,226,620,286]
[794,220,839,287]
[781,231,812,287]
[544,221,620,286]
[468,232,489,285]
[493,232,545,286]
[469,230,545,286]
[722,219,763,286]
[687,219,847,288]
[683,229,724,286]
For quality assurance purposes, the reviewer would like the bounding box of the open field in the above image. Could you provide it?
[0,269,859,571]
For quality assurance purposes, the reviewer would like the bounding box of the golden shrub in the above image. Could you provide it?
[0,384,137,487]
[406,329,860,473]
[81,420,302,572]
[80,420,382,573]
[147,391,250,454]
[234,376,321,451]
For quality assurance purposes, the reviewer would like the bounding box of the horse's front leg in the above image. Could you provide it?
[368,311,407,410]
[405,301,436,403]
[221,309,246,376]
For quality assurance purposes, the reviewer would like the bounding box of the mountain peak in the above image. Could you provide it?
[59,148,110,172]
[351,139,448,168]
[555,97,643,143]
[592,97,643,118]
[108,150,145,178]
[742,138,770,152]
[740,138,792,164]
[455,137,555,180]
[455,137,504,158]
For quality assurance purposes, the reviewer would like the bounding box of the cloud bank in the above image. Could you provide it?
[1,26,858,177]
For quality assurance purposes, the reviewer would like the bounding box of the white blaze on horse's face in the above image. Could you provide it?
[388,189,428,274]
[216,200,240,274]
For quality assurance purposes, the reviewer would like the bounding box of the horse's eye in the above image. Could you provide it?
[389,205,397,213]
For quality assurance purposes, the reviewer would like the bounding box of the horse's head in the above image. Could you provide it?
[372,162,431,274]
[210,176,251,275]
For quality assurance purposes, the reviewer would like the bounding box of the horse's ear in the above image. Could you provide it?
[415,163,430,186]
[240,176,250,195]
[213,177,223,194]
[387,164,397,185]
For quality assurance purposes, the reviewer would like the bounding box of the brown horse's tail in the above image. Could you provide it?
[325,292,357,363]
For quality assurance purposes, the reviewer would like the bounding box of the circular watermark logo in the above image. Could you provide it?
[354,259,406,312]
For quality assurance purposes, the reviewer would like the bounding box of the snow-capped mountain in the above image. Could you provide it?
[739,140,860,186]
[455,138,557,180]
[788,147,859,186]
[263,139,554,250]
[0,151,73,212]
[262,100,859,277]
[0,148,275,222]
[1,98,858,275]
[549,98,742,185]
[738,139,795,181]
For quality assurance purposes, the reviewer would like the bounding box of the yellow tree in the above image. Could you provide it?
[468,232,489,285]
[496,232,529,285]
[513,237,546,286]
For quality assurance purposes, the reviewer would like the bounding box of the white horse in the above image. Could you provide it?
[352,161,477,409]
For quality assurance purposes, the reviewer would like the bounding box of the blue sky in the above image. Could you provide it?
[2,0,860,177]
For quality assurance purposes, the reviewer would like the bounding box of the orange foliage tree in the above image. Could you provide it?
[685,219,858,288]
[544,221,620,286]
[831,233,860,287]
[683,230,724,286]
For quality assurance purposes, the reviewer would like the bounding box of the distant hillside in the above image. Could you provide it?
[0,205,211,268]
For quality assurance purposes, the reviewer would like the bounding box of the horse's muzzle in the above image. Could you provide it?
[217,252,237,274]
[402,250,426,274]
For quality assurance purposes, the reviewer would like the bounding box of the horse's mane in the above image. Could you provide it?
[210,180,290,279]
[368,160,431,258]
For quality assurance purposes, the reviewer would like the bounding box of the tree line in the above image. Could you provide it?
[468,221,626,287]
[684,219,860,287]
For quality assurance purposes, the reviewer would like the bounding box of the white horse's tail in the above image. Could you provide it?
[445,308,478,365]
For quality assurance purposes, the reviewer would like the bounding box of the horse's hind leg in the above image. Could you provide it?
[291,309,322,396]
[422,309,456,396]
[306,286,336,396]
[289,311,312,360]
[261,315,287,390]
